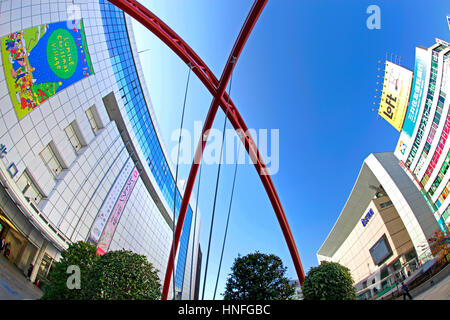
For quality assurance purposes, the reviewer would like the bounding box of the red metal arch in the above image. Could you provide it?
[107,0,305,300]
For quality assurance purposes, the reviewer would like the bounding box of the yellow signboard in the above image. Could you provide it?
[378,62,413,131]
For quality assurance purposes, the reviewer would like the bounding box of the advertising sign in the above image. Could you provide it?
[1,20,94,120]
[89,159,135,244]
[378,62,413,131]
[97,167,140,255]
[402,47,429,137]
[369,234,393,266]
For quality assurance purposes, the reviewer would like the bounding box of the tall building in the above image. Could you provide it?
[0,0,200,299]
[318,39,449,300]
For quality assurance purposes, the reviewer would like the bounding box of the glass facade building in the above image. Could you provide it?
[99,0,194,292]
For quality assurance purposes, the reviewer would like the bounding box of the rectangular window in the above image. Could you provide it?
[16,171,44,205]
[40,144,63,178]
[380,200,393,209]
[64,122,83,153]
[86,107,100,135]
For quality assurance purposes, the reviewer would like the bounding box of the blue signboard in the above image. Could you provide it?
[361,209,375,227]
[402,48,428,137]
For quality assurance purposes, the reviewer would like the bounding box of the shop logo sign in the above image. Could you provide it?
[398,141,407,155]
[0,143,18,178]
[361,209,375,227]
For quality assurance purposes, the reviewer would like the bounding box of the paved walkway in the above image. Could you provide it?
[0,255,42,300]
[412,272,450,300]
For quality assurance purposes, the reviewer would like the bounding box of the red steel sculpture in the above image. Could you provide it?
[107,0,306,300]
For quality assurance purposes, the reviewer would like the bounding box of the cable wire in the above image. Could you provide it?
[213,142,241,299]
[201,70,234,300]
[172,64,193,299]
[189,162,203,300]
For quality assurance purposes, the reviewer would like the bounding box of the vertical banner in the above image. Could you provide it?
[89,159,135,244]
[402,47,429,137]
[97,167,140,255]
[1,20,94,120]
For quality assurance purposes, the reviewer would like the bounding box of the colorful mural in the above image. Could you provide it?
[1,20,94,120]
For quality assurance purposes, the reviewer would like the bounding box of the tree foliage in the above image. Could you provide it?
[223,252,295,300]
[42,242,161,300]
[83,249,161,300]
[302,261,356,300]
[41,241,98,300]
[428,222,450,264]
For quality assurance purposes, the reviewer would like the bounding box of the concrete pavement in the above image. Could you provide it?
[0,255,42,300]
[413,272,450,300]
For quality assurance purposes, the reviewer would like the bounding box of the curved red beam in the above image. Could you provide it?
[107,0,306,299]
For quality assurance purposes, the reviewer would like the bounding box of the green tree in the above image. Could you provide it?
[41,241,98,300]
[223,252,295,300]
[83,249,161,300]
[302,261,356,300]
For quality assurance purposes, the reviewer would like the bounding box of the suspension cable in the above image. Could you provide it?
[172,63,193,300]
[189,161,203,300]
[201,67,234,300]
[213,142,241,300]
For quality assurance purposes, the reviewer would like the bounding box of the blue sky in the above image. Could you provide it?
[131,0,450,299]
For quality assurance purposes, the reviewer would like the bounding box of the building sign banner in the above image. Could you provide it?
[378,62,413,131]
[1,20,94,120]
[97,167,140,256]
[402,48,429,137]
[89,159,135,244]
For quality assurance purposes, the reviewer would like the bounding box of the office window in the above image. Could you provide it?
[86,107,100,135]
[65,123,83,153]
[16,171,43,205]
[40,144,63,178]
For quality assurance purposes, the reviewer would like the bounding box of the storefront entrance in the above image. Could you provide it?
[0,209,38,276]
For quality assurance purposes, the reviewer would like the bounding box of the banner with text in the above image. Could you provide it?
[402,47,429,137]
[1,20,94,120]
[378,61,413,131]
[97,167,140,255]
[89,158,135,244]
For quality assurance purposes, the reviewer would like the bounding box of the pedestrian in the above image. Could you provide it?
[27,264,33,280]
[0,238,5,252]
[4,242,10,259]
[401,282,413,300]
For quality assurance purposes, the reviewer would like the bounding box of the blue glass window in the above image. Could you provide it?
[99,0,193,293]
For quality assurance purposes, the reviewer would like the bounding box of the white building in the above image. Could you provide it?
[318,39,450,300]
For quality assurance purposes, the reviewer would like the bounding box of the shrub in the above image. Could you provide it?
[41,241,98,300]
[83,249,161,300]
[302,261,356,300]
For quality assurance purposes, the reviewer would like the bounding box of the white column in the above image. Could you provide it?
[30,239,48,283]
